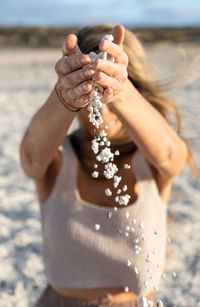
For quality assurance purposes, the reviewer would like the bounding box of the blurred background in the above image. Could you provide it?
[0,1,200,306]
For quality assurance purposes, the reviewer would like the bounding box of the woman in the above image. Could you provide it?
[20,25,190,306]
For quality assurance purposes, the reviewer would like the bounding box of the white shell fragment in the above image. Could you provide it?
[132,218,136,225]
[139,221,144,229]
[95,224,100,231]
[96,147,114,164]
[92,171,99,178]
[107,212,113,220]
[124,286,129,292]
[127,259,131,267]
[113,175,122,188]
[138,296,148,307]
[172,272,177,278]
[122,185,128,192]
[118,194,131,206]
[105,188,112,196]
[157,299,164,307]
[104,163,118,179]
[134,266,139,275]
[124,164,131,169]
[91,140,99,154]
[125,211,130,219]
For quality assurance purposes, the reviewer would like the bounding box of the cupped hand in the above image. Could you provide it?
[55,34,95,109]
[93,25,129,103]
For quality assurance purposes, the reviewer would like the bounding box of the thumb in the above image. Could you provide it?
[112,25,125,46]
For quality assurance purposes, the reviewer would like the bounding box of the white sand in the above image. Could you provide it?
[0,43,200,307]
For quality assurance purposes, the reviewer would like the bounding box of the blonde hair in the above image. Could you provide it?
[76,24,200,179]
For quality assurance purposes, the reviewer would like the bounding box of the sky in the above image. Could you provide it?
[0,0,200,27]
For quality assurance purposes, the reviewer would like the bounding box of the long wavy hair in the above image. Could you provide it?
[76,24,200,179]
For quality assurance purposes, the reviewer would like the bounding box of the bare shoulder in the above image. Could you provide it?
[147,162,173,204]
[34,150,63,202]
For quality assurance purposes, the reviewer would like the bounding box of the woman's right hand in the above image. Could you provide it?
[55,34,95,110]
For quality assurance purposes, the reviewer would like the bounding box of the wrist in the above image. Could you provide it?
[54,84,82,112]
[109,79,136,112]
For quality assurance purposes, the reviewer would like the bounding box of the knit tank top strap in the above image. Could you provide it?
[132,150,160,199]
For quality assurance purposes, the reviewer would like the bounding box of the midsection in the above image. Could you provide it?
[51,285,140,302]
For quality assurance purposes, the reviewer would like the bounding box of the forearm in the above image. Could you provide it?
[20,89,76,177]
[110,80,187,177]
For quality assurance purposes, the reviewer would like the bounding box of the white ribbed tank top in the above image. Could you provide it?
[39,136,167,297]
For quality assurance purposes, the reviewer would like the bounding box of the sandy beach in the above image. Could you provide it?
[0,42,200,306]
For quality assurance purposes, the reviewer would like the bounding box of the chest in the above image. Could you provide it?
[77,155,139,208]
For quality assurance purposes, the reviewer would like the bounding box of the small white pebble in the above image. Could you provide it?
[115,150,120,155]
[117,189,121,194]
[105,188,112,196]
[99,129,107,137]
[114,206,118,211]
[122,185,128,192]
[124,164,131,169]
[125,211,130,219]
[172,271,177,278]
[92,171,99,178]
[138,296,148,307]
[94,164,98,169]
[141,233,145,241]
[139,221,144,229]
[134,266,139,275]
[105,125,109,129]
[95,224,100,231]
[124,286,129,292]
[113,175,122,188]
[125,232,129,237]
[115,196,119,203]
[126,225,130,231]
[127,259,131,267]
[103,137,107,142]
[106,141,111,147]
[144,281,149,288]
[133,238,139,244]
[100,141,104,146]
[130,226,135,232]
[107,212,112,219]
[132,218,136,225]
[157,299,164,307]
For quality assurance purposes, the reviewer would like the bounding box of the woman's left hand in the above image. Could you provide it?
[93,25,129,103]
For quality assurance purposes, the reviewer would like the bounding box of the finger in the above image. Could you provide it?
[102,88,113,104]
[112,25,125,46]
[93,59,127,81]
[55,54,91,75]
[66,81,92,100]
[94,71,120,91]
[99,40,128,64]
[62,67,95,89]
[62,34,82,56]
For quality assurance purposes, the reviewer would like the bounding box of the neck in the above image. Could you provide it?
[69,129,137,178]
